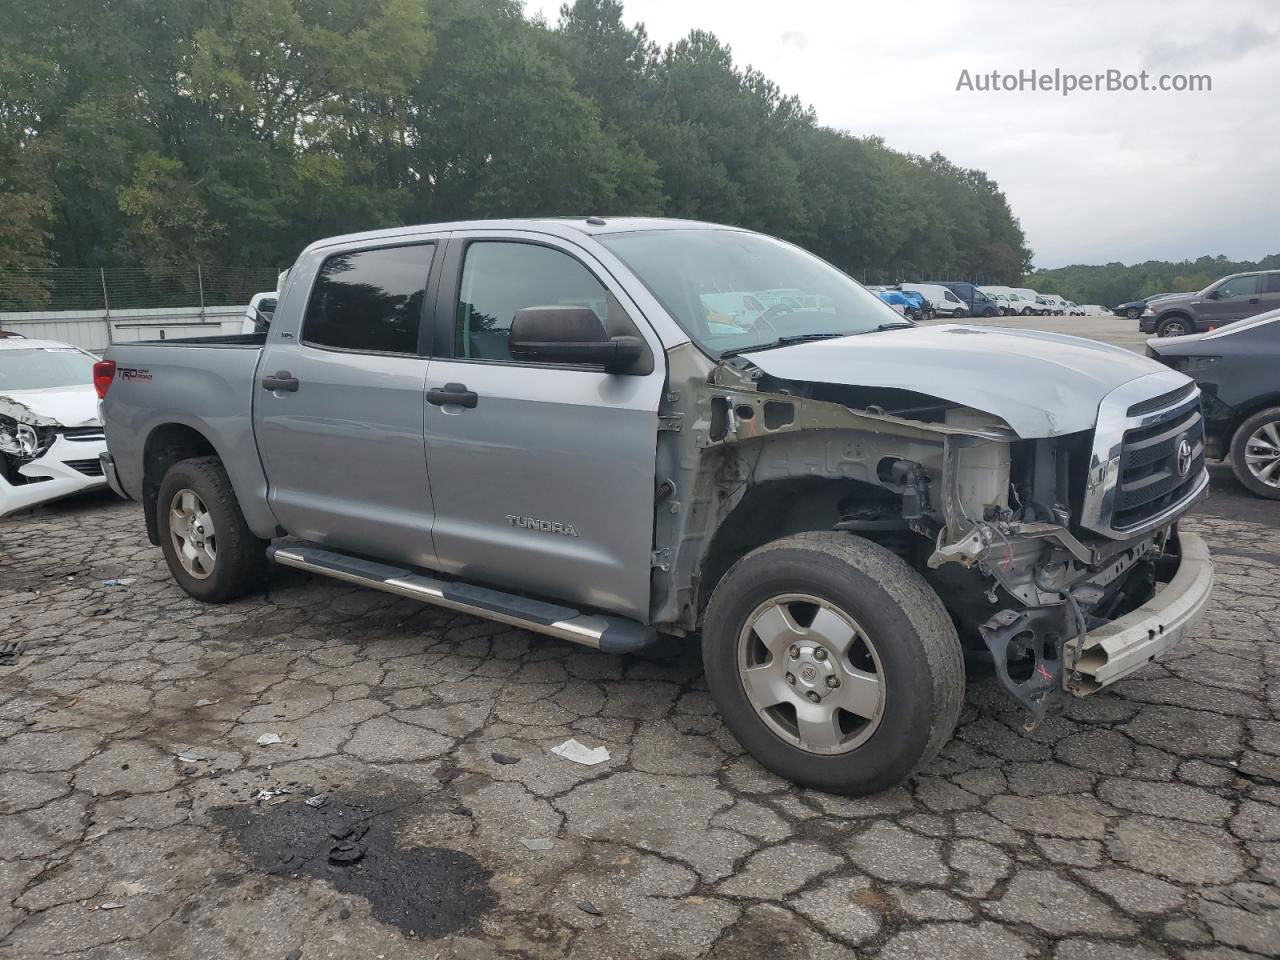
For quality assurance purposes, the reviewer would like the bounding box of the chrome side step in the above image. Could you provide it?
[267,542,658,654]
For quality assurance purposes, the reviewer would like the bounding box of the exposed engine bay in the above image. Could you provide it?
[650,343,1210,726]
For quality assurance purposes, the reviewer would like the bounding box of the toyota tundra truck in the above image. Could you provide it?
[96,218,1214,794]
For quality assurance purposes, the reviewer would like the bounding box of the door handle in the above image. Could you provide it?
[427,383,478,408]
[261,371,299,392]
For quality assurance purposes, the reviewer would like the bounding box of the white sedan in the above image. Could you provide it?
[1,337,109,517]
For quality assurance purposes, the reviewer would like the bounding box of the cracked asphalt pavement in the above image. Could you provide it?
[2,319,1279,960]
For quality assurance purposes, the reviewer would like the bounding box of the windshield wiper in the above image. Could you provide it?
[719,332,851,359]
[868,322,915,332]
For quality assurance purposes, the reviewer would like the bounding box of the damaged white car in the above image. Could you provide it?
[0,338,109,517]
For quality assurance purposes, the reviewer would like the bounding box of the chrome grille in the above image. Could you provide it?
[1112,400,1205,531]
[1080,370,1210,540]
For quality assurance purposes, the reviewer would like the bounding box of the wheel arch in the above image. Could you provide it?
[694,476,908,624]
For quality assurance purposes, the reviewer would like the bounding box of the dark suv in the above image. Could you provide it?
[1141,271,1280,337]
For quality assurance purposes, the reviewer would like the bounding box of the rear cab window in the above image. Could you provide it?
[303,244,435,354]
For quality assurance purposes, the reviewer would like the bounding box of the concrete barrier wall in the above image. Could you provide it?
[0,306,245,351]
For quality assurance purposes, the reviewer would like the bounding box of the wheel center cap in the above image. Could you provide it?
[792,645,837,697]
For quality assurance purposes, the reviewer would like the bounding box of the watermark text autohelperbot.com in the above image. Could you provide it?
[956,68,1211,96]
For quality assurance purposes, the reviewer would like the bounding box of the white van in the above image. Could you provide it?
[1011,288,1046,316]
[900,283,967,317]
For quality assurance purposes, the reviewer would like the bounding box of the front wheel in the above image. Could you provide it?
[1230,407,1280,500]
[952,308,967,319]
[1156,315,1190,337]
[702,532,965,794]
[157,456,268,603]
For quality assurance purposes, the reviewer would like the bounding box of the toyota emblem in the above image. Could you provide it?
[1176,438,1193,478]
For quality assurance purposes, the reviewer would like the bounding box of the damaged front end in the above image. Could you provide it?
[0,396,108,518]
[652,345,1213,728]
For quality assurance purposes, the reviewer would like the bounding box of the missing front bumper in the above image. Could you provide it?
[1064,532,1214,695]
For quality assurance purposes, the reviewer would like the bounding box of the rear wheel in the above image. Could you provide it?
[952,308,967,319]
[1230,407,1280,500]
[157,456,268,602]
[702,532,964,794]
[1157,315,1190,337]
[1021,307,1034,316]
[1126,307,1141,320]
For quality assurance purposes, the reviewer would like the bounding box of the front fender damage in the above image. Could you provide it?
[650,344,1160,730]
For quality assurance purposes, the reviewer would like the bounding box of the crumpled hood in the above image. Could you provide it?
[740,324,1180,438]
[0,384,100,428]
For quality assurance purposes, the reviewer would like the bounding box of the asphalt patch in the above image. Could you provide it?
[211,792,495,938]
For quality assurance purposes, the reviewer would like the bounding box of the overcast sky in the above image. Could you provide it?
[528,0,1280,268]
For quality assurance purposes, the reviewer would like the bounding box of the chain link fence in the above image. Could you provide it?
[0,266,283,313]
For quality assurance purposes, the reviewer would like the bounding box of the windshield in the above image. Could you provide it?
[598,229,905,357]
[0,348,95,391]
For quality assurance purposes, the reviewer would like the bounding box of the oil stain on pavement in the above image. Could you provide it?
[211,791,495,937]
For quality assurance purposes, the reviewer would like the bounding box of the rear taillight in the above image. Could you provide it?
[93,360,116,399]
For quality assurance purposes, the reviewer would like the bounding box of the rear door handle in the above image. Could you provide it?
[261,371,299,392]
[427,383,478,408]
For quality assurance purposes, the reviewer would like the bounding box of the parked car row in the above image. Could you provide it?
[871,282,1086,320]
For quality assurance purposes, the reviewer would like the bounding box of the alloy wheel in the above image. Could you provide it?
[169,488,217,579]
[737,593,886,755]
[1244,420,1280,489]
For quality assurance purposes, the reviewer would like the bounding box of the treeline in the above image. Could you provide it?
[0,0,1032,304]
[1029,253,1280,306]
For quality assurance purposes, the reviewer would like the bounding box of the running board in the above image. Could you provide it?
[267,543,658,654]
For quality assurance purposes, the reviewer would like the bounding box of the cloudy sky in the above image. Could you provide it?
[528,0,1280,268]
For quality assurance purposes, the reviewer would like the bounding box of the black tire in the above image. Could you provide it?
[1229,407,1280,500]
[157,456,268,603]
[1126,307,1141,320]
[1021,307,1034,316]
[1156,315,1191,337]
[952,308,967,319]
[702,532,965,794]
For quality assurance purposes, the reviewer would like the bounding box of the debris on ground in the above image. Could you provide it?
[305,793,329,808]
[256,733,283,746]
[175,748,212,763]
[576,900,603,916]
[490,752,520,765]
[329,843,364,865]
[0,640,25,666]
[100,578,134,587]
[194,698,222,707]
[252,788,291,804]
[285,950,302,960]
[91,901,125,911]
[435,763,462,784]
[328,822,369,865]
[550,738,610,766]
[519,838,554,851]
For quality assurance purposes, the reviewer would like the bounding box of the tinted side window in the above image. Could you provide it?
[303,245,434,353]
[1265,273,1280,294]
[1217,275,1260,298]
[456,242,608,361]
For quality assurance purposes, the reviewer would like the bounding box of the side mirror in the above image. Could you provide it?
[1205,290,1221,300]
[509,306,643,373]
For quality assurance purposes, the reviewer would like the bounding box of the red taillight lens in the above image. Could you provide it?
[93,360,116,399]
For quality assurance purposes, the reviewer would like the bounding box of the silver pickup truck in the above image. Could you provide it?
[97,218,1214,794]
